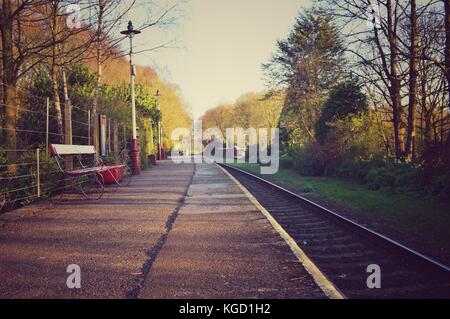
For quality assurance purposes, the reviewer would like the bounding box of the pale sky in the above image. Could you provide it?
[130,0,311,119]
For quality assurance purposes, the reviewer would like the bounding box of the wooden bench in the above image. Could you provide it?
[49,144,129,200]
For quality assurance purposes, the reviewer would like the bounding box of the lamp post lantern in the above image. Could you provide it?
[121,21,141,174]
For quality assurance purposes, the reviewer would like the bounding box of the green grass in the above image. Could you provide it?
[229,163,450,262]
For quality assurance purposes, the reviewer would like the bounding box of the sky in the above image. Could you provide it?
[129,0,311,119]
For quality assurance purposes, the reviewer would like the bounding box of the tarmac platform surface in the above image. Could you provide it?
[0,161,325,299]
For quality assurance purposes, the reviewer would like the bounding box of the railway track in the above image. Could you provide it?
[219,164,450,299]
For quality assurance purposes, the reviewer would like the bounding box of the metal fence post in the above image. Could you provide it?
[46,97,49,155]
[123,126,126,148]
[88,110,91,145]
[108,117,111,155]
[36,148,41,198]
[113,119,119,158]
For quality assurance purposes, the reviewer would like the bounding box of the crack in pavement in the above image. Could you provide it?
[125,165,196,299]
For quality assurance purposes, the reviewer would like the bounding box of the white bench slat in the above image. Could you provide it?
[51,144,96,156]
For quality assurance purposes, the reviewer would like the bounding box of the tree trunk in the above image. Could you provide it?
[61,65,73,169]
[61,62,70,107]
[1,0,17,165]
[51,44,64,143]
[440,100,445,144]
[60,45,72,147]
[60,55,72,146]
[387,0,405,160]
[391,85,404,160]
[92,0,105,151]
[444,0,450,154]
[424,112,432,146]
[51,3,64,143]
[405,0,418,160]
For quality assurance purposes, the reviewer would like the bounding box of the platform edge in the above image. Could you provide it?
[217,164,346,300]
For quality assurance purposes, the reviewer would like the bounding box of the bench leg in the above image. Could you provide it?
[78,173,105,200]
[48,175,77,203]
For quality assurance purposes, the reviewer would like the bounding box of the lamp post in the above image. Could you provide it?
[155,90,163,160]
[121,21,141,174]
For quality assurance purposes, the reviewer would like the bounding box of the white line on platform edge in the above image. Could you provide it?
[217,164,346,300]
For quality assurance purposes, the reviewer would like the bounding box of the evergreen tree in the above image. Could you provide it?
[316,80,368,144]
[264,8,346,144]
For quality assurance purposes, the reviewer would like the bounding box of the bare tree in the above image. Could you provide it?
[323,0,446,161]
[89,0,182,151]
[405,0,419,159]
[1,0,184,164]
[91,0,107,151]
[0,0,93,161]
[1,0,18,163]
[443,0,450,154]
[49,1,64,142]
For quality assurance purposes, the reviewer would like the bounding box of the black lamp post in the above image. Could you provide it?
[155,90,164,160]
[121,21,141,174]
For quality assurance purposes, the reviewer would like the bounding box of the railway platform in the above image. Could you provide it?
[0,160,334,299]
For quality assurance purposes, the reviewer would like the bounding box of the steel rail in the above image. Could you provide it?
[219,163,450,273]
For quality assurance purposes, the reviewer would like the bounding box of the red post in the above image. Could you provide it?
[158,146,165,160]
[131,139,141,174]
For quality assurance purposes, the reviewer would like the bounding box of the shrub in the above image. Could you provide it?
[323,159,341,177]
[102,155,118,164]
[286,142,446,198]
[327,159,371,184]
[366,167,396,189]
[279,155,294,169]
[1,148,61,212]
[291,144,326,176]
[394,170,422,192]
[140,152,149,170]
[429,172,450,199]
[18,149,61,199]
[438,172,450,201]
[324,158,417,190]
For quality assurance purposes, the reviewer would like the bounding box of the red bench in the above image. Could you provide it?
[49,144,130,200]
